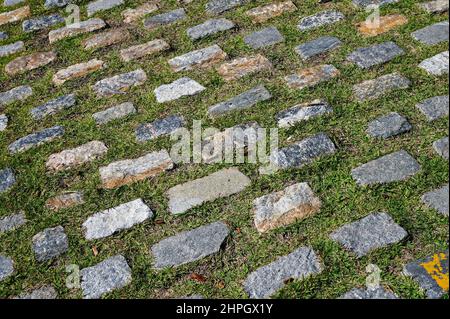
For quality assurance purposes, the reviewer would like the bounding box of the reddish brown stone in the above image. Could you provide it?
[5,51,57,76]
[357,14,408,37]
[0,6,30,26]
[216,54,272,82]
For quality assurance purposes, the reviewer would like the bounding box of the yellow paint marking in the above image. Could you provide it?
[420,253,449,291]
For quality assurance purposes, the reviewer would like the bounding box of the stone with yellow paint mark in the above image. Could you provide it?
[404,251,449,298]
[357,14,408,37]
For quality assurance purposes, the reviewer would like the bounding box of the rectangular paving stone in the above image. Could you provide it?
[81,255,132,299]
[357,14,408,36]
[412,21,449,45]
[245,1,297,24]
[82,28,130,51]
[216,54,272,82]
[120,39,169,62]
[205,0,246,15]
[87,0,124,17]
[298,10,345,31]
[419,0,449,13]
[340,287,398,299]
[122,2,160,23]
[49,18,106,44]
[187,18,235,40]
[416,95,449,121]
[167,167,251,215]
[285,64,339,90]
[22,14,64,33]
[45,192,84,211]
[53,59,104,85]
[0,168,16,193]
[0,255,14,282]
[276,99,332,128]
[99,149,173,189]
[404,251,449,298]
[253,182,321,233]
[83,198,153,240]
[244,26,284,49]
[419,51,449,76]
[154,77,205,103]
[433,136,449,160]
[295,36,342,60]
[32,226,68,262]
[0,41,24,58]
[353,73,411,101]
[0,6,30,26]
[168,45,227,72]
[0,85,32,108]
[30,94,76,120]
[0,211,26,234]
[208,85,272,116]
[366,112,412,138]
[0,114,7,131]
[347,41,404,69]
[14,285,58,299]
[93,102,137,125]
[45,0,72,8]
[151,222,230,269]
[5,51,57,76]
[351,150,421,186]
[143,8,186,29]
[46,141,108,172]
[4,0,25,6]
[8,126,64,154]
[421,184,449,216]
[92,69,147,98]
[353,0,398,7]
[243,247,322,298]
[136,115,184,142]
[330,212,407,257]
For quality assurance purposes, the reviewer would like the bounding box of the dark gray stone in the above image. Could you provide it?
[93,102,136,125]
[44,0,72,8]
[206,0,246,15]
[353,73,411,101]
[347,41,404,69]
[22,14,65,33]
[433,136,449,160]
[208,85,272,116]
[0,85,32,108]
[14,285,58,299]
[136,115,184,142]
[351,150,421,186]
[0,32,8,40]
[0,255,14,282]
[243,247,322,298]
[367,112,411,138]
[404,251,449,299]
[421,184,449,216]
[8,126,64,154]
[30,94,76,120]
[330,212,408,257]
[295,36,342,60]
[0,211,26,234]
[298,10,345,31]
[276,99,332,128]
[340,287,398,299]
[32,226,68,262]
[412,21,449,46]
[143,8,186,29]
[244,26,284,49]
[151,222,229,269]
[81,255,132,299]
[0,41,24,58]
[187,18,235,40]
[87,0,124,17]
[416,95,449,121]
[352,0,398,7]
[0,168,16,193]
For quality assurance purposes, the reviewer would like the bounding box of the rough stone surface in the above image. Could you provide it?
[351,150,421,186]
[154,77,205,103]
[83,198,153,240]
[0,255,14,282]
[245,1,297,23]
[0,168,15,193]
[92,69,147,98]
[32,226,69,262]
[122,2,159,23]
[143,8,186,29]
[347,41,404,69]
[99,149,173,189]
[45,0,72,8]
[298,10,345,31]
[206,0,246,15]
[419,51,449,76]
[22,14,64,33]
[296,36,342,60]
[244,26,284,49]
[151,221,230,269]
[167,168,251,215]
[0,6,30,26]
[0,41,24,58]
[14,286,58,299]
[253,182,321,233]
[404,251,449,299]
[87,0,124,17]
[5,51,57,76]
[136,115,184,142]
[353,0,398,7]
[30,94,76,120]
[285,64,340,89]
[433,136,449,160]
[120,39,169,62]
[0,32,8,40]
[358,14,408,36]
[49,18,106,44]
[81,255,132,299]
[82,28,130,51]
[421,184,449,216]
[4,0,25,6]
[340,287,398,299]
[0,114,8,131]
[45,192,84,211]
[0,85,32,108]
[93,102,137,125]
[276,99,332,128]
[353,73,411,101]
[412,21,449,46]
[217,54,272,82]
[53,59,104,86]
[419,0,449,13]
[8,126,64,154]
[416,95,449,121]
[168,45,227,72]
[366,112,412,138]
[330,212,408,257]
[243,247,322,298]
[208,85,272,116]
[0,211,26,234]
[187,18,235,40]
